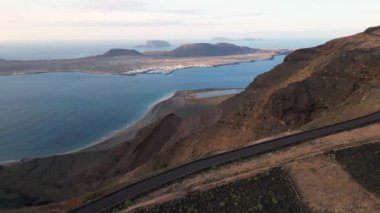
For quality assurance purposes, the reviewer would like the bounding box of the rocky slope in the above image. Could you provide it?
[156,27,380,165]
[364,25,380,34]
[0,115,184,208]
[0,27,379,211]
[0,93,222,209]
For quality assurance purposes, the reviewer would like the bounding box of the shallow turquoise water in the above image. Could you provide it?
[0,56,285,161]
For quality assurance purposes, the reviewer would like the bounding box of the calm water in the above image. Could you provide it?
[0,56,285,161]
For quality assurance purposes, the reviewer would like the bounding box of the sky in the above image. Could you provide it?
[0,0,379,41]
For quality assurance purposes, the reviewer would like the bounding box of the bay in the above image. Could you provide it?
[0,56,284,161]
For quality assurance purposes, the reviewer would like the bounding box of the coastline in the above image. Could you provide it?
[0,88,241,165]
[0,92,178,165]
[67,91,177,153]
[76,87,243,153]
[0,52,287,77]
[0,55,284,164]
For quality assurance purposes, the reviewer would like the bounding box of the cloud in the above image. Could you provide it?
[201,12,265,20]
[155,9,203,15]
[81,0,203,15]
[74,21,186,27]
[83,0,147,11]
[52,20,214,28]
[238,12,265,17]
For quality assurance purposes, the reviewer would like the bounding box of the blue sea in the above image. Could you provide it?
[0,56,287,161]
[0,38,330,162]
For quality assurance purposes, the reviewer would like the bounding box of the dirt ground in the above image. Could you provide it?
[287,156,380,213]
[122,123,380,212]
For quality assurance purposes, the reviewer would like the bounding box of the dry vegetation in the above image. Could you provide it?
[117,123,380,212]
[287,156,380,212]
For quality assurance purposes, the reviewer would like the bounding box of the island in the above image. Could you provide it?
[100,49,144,57]
[0,43,290,76]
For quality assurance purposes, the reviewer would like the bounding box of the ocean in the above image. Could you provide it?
[0,38,330,161]
[0,56,288,161]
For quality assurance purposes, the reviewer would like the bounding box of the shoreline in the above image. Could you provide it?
[67,91,177,154]
[0,88,242,165]
[1,54,280,78]
[2,60,242,77]
[0,92,178,165]
[75,87,244,153]
[0,52,287,77]
[0,55,284,164]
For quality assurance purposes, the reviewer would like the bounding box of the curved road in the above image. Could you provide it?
[71,111,380,213]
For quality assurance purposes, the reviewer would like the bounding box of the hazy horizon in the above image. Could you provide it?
[0,0,378,41]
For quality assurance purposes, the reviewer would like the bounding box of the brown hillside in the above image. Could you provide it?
[1,27,379,211]
[157,28,380,165]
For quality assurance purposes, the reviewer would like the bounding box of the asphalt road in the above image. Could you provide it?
[71,111,380,213]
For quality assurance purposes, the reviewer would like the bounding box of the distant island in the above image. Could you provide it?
[135,40,172,48]
[100,49,144,57]
[95,43,264,58]
[211,37,257,42]
[144,43,262,57]
[0,42,289,76]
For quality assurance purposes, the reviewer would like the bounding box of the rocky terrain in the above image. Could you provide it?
[156,26,380,166]
[0,27,379,212]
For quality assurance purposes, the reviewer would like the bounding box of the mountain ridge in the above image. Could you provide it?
[95,43,267,58]
[144,42,263,57]
[150,27,380,166]
[100,48,144,57]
